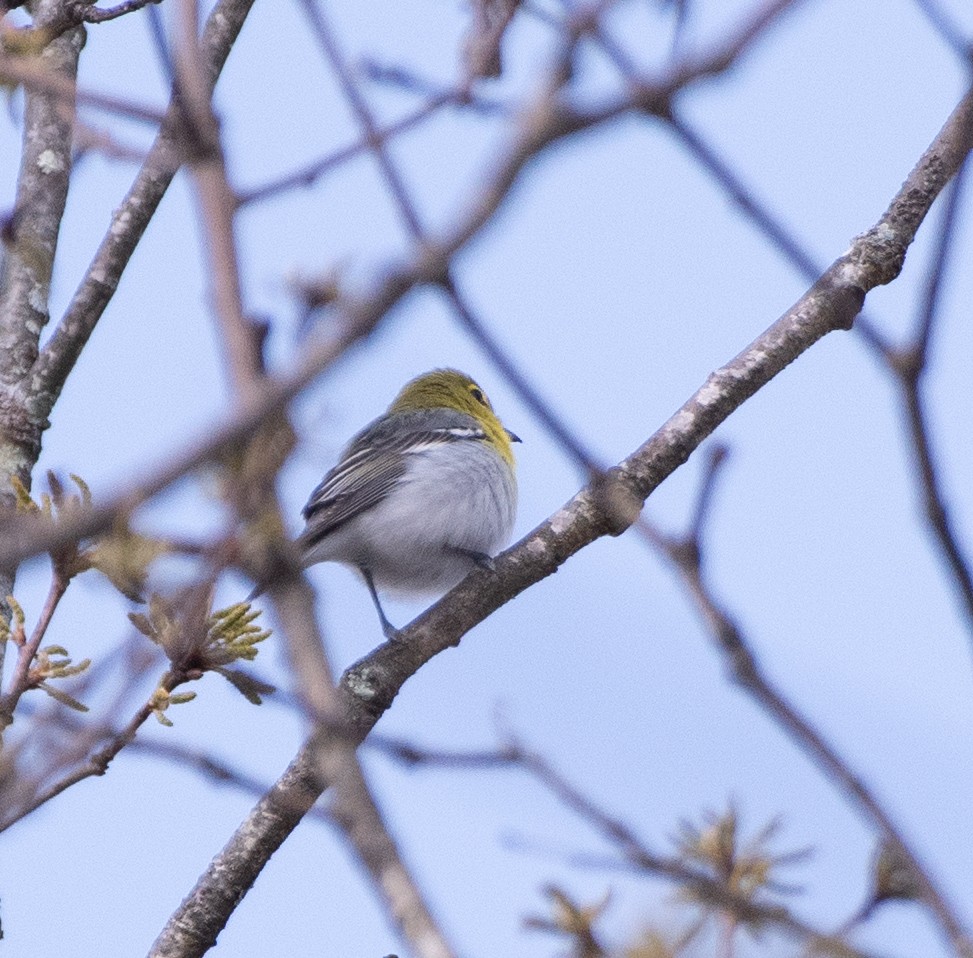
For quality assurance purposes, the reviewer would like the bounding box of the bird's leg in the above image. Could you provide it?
[360,567,401,641]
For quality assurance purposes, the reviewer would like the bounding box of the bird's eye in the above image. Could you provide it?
[469,385,488,406]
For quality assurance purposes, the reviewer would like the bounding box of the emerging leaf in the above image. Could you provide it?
[212,667,275,705]
[148,685,193,726]
[9,476,38,514]
[38,683,90,712]
[133,590,272,707]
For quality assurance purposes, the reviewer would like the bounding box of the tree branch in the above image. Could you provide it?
[655,454,972,957]
[0,0,83,683]
[173,0,262,392]
[0,565,69,738]
[27,0,258,422]
[884,157,973,641]
[79,0,164,24]
[330,756,458,958]
[136,80,973,947]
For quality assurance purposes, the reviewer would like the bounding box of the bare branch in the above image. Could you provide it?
[173,0,262,391]
[78,0,164,24]
[911,0,973,63]
[668,114,822,280]
[361,60,508,114]
[330,757,458,958]
[237,92,465,207]
[462,0,520,81]
[129,737,331,822]
[28,0,258,421]
[650,0,808,95]
[885,157,973,641]
[296,0,427,238]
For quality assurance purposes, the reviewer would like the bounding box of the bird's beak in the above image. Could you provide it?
[506,428,522,443]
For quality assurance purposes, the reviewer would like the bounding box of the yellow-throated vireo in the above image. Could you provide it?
[300,368,520,638]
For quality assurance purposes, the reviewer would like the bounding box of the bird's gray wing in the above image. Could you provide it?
[300,414,485,544]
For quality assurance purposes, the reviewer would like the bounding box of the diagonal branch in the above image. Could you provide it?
[141,82,973,956]
[329,755,458,958]
[236,90,466,208]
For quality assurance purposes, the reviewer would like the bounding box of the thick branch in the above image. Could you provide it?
[0,0,83,683]
[0,11,83,390]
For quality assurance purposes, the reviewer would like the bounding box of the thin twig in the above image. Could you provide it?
[656,436,973,957]
[127,736,332,824]
[78,0,164,24]
[296,0,426,237]
[384,738,875,958]
[362,60,508,115]
[0,569,68,735]
[886,156,973,639]
[0,668,189,832]
[237,92,461,207]
[649,0,808,96]
[911,0,973,63]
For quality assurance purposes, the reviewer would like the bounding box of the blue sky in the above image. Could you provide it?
[2,1,973,956]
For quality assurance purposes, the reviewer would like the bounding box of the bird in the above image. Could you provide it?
[298,368,519,638]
